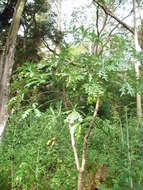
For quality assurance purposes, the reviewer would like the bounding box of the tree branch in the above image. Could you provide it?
[42,38,58,55]
[99,21,121,55]
[99,14,108,35]
[99,8,134,55]
[93,0,134,34]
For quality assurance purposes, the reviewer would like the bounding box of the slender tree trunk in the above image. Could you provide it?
[0,0,26,141]
[56,0,62,54]
[135,63,142,120]
[133,0,142,121]
[77,171,83,190]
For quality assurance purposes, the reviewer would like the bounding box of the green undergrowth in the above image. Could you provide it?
[0,107,143,190]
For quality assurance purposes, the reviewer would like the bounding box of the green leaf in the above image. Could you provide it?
[67,110,83,124]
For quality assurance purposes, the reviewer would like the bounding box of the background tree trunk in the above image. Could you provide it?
[133,0,142,121]
[56,0,62,54]
[0,0,26,141]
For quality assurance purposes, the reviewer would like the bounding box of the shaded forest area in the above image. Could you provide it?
[0,0,143,189]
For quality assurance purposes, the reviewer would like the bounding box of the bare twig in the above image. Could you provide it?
[42,38,58,55]
[99,14,108,35]
[99,23,120,55]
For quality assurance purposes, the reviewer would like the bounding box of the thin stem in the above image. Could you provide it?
[68,122,80,171]
[125,108,133,189]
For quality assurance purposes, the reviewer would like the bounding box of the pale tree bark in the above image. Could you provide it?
[0,0,26,141]
[133,0,142,121]
[77,171,83,190]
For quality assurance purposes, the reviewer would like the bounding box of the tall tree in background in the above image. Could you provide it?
[133,0,142,120]
[56,0,62,53]
[0,0,26,141]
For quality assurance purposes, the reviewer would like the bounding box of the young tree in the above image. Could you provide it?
[0,0,26,141]
[67,5,108,189]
